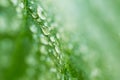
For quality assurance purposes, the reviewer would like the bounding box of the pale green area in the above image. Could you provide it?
[0,0,120,80]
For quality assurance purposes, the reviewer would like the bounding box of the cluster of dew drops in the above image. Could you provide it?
[29,1,65,79]
[10,0,66,79]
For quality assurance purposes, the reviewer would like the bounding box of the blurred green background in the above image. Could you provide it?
[0,0,120,80]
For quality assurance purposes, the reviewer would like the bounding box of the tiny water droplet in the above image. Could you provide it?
[41,26,50,35]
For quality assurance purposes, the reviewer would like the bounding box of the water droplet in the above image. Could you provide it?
[30,25,37,33]
[41,26,50,35]
[50,36,55,42]
[37,6,46,20]
[55,46,60,54]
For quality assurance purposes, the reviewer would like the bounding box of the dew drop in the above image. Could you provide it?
[37,6,46,20]
[50,36,55,42]
[55,46,60,54]
[41,26,50,35]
